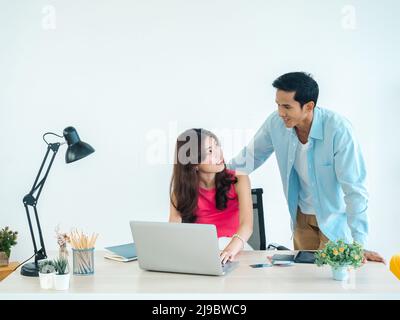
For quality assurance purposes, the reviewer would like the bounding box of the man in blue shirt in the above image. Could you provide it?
[230,72,384,263]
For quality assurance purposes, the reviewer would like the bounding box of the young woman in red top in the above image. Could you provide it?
[169,128,253,263]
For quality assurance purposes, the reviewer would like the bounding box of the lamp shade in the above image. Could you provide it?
[63,126,95,163]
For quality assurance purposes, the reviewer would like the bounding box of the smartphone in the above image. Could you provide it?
[271,254,295,265]
[250,263,273,268]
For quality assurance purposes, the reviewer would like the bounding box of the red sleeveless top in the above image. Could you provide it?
[194,170,239,238]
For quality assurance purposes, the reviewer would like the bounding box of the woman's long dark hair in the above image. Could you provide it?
[170,128,237,223]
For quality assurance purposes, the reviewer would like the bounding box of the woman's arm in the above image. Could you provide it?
[220,174,253,263]
[169,193,182,223]
[235,174,254,242]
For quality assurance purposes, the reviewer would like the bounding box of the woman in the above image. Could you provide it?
[169,128,253,263]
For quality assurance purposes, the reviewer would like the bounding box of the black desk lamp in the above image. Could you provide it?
[21,126,94,277]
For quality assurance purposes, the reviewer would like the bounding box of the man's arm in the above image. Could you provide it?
[334,124,385,263]
[334,123,369,246]
[228,115,275,174]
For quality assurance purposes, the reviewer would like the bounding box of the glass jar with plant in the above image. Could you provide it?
[0,226,18,267]
[55,225,70,260]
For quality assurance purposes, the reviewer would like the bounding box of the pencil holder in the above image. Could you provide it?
[72,248,94,275]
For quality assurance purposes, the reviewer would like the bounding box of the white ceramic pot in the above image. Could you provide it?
[331,266,349,281]
[54,273,70,290]
[39,272,55,289]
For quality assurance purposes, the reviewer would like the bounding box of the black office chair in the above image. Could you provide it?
[248,188,290,251]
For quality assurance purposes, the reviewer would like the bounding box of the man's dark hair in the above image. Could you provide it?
[272,72,319,108]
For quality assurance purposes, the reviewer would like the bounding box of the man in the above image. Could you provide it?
[230,72,384,263]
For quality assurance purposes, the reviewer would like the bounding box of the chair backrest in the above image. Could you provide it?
[247,188,266,250]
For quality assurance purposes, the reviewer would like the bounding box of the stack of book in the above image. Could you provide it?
[104,243,137,262]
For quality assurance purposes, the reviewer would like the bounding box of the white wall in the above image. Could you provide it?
[1,0,399,263]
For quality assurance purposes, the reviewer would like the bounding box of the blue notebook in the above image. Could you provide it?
[104,243,137,262]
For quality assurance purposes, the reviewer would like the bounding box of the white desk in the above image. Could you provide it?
[0,251,399,299]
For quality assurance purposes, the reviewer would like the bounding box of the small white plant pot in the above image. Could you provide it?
[331,266,349,281]
[39,272,55,289]
[54,273,70,290]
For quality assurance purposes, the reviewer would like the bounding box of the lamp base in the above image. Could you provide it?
[21,262,39,277]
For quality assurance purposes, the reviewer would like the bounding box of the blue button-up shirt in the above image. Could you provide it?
[229,107,369,246]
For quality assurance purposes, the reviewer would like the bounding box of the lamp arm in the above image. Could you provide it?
[22,142,61,266]
[28,143,61,202]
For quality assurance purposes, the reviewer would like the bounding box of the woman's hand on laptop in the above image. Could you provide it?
[220,250,234,264]
[220,238,243,264]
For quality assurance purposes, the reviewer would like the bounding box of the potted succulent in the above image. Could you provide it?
[53,257,70,290]
[0,226,18,267]
[38,260,56,289]
[315,239,364,281]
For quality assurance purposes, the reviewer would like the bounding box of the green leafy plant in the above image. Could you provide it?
[53,257,69,275]
[0,226,18,257]
[315,239,364,269]
[38,260,56,274]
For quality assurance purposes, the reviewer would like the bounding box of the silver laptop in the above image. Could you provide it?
[129,221,239,276]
